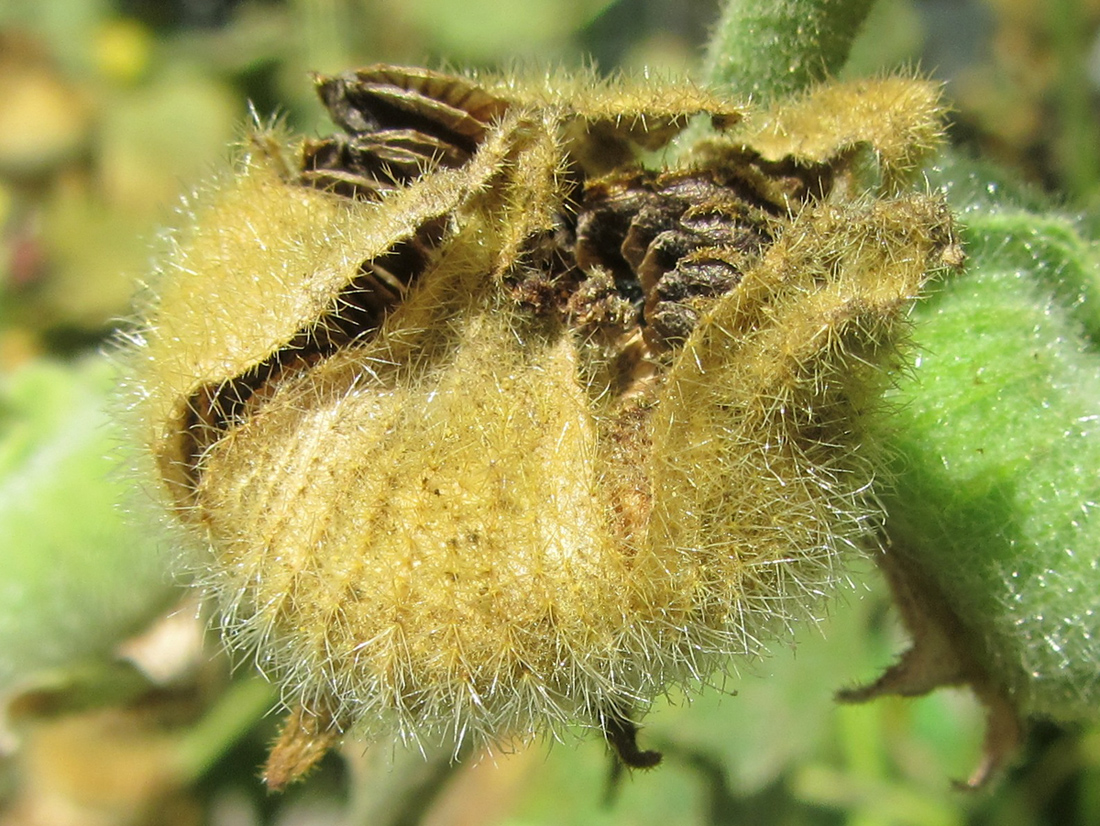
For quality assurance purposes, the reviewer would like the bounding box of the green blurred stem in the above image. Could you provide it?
[173,677,276,781]
[344,743,463,826]
[1049,0,1100,200]
[703,0,875,101]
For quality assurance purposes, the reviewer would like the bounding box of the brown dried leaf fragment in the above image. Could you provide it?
[838,547,1023,789]
[599,707,662,769]
[263,702,341,790]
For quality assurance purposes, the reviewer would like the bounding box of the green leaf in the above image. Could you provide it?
[883,176,1100,720]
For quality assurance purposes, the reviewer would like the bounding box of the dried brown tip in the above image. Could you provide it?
[600,709,662,769]
[836,549,1023,789]
[955,691,1023,790]
[263,702,341,791]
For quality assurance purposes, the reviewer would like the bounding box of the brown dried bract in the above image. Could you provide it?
[263,701,341,791]
[838,546,1022,789]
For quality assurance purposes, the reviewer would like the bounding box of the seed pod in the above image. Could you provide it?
[127,67,956,787]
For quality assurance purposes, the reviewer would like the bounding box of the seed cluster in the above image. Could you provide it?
[129,66,957,786]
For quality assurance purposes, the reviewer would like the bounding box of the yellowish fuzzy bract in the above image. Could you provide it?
[126,66,958,786]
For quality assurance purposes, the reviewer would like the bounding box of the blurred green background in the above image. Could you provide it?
[2,0,1100,824]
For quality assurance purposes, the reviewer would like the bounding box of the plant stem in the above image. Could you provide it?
[703,0,875,101]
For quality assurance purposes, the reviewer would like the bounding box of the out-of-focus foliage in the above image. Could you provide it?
[0,357,176,687]
[1,1,1100,825]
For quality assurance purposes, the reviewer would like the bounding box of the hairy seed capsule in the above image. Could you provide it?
[127,66,957,786]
